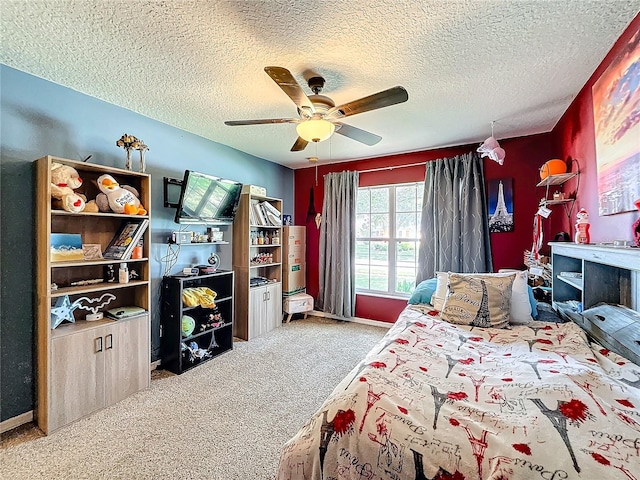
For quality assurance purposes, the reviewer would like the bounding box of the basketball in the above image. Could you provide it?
[540,159,567,179]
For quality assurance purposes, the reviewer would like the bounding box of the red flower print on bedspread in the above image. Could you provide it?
[368,361,386,369]
[333,409,355,435]
[616,399,635,408]
[559,398,590,424]
[512,443,531,455]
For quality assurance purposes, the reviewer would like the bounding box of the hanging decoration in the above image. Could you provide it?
[477,122,505,165]
[306,187,317,223]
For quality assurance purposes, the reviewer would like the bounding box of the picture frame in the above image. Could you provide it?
[50,233,84,262]
[592,29,640,215]
[82,243,103,260]
[488,178,514,233]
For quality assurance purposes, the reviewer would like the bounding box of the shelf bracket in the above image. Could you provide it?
[163,177,183,208]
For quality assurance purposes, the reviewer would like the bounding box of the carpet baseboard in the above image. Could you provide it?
[1,410,33,434]
[308,310,392,329]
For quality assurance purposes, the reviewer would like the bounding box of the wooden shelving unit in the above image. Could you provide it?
[537,171,580,218]
[232,192,283,340]
[35,155,151,434]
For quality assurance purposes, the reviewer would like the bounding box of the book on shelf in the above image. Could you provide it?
[250,200,281,226]
[262,201,280,217]
[251,201,267,226]
[265,210,281,226]
[103,219,149,260]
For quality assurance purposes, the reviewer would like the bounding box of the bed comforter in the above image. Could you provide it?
[277,305,640,480]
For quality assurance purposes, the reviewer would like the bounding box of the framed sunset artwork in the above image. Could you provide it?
[591,29,640,216]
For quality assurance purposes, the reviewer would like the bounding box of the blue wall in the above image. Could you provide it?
[0,65,294,422]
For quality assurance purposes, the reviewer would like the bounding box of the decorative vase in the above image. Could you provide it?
[124,148,133,171]
[137,143,149,173]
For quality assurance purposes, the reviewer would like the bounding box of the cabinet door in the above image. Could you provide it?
[50,328,107,432]
[248,286,266,339]
[105,315,150,406]
[266,283,282,331]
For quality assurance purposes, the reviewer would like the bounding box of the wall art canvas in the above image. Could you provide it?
[592,29,640,216]
[50,233,84,262]
[488,178,514,233]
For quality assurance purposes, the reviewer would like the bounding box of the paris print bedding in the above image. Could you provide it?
[277,305,640,480]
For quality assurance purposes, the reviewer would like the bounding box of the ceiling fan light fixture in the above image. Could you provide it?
[296,118,335,143]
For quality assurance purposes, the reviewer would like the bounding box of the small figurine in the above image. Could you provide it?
[633,199,640,248]
[574,208,590,244]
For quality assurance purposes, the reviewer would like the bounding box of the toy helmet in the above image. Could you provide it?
[181,315,196,337]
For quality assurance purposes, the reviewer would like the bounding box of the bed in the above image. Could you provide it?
[277,292,640,479]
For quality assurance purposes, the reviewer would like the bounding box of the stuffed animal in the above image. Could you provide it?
[50,162,87,213]
[50,162,100,213]
[96,174,147,215]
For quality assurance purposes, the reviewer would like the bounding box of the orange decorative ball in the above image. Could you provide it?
[540,159,567,179]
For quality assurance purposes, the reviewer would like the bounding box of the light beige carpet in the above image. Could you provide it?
[0,317,388,479]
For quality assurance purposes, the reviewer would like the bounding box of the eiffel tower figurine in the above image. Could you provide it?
[472,280,491,327]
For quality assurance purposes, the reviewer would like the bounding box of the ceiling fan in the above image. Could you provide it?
[224,66,409,152]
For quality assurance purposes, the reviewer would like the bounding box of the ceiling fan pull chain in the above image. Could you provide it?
[315,142,319,186]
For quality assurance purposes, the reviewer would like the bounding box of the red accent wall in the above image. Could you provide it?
[552,14,640,243]
[294,13,640,324]
[294,134,554,323]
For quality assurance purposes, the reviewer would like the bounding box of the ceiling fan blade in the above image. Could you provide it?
[334,122,382,146]
[326,86,408,119]
[264,66,315,113]
[224,118,298,126]
[290,137,309,152]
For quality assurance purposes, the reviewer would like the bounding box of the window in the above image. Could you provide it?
[356,182,424,296]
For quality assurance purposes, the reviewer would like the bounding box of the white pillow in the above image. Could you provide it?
[497,269,533,325]
[431,271,449,311]
[431,271,533,324]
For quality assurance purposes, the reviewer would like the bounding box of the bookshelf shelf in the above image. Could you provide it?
[52,210,149,220]
[51,257,149,268]
[50,279,150,298]
[167,241,229,246]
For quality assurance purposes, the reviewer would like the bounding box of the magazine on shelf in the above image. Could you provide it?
[103,219,149,260]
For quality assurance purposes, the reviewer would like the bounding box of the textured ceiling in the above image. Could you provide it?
[1,1,638,169]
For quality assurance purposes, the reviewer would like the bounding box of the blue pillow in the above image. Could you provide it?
[527,285,538,319]
[408,278,438,305]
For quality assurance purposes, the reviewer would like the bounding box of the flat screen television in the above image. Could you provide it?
[174,170,243,225]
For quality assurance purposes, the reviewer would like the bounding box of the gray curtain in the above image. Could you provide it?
[417,151,493,282]
[317,171,359,317]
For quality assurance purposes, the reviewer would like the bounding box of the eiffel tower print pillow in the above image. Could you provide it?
[441,273,515,328]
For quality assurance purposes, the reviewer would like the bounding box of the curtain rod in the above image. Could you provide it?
[358,161,426,174]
